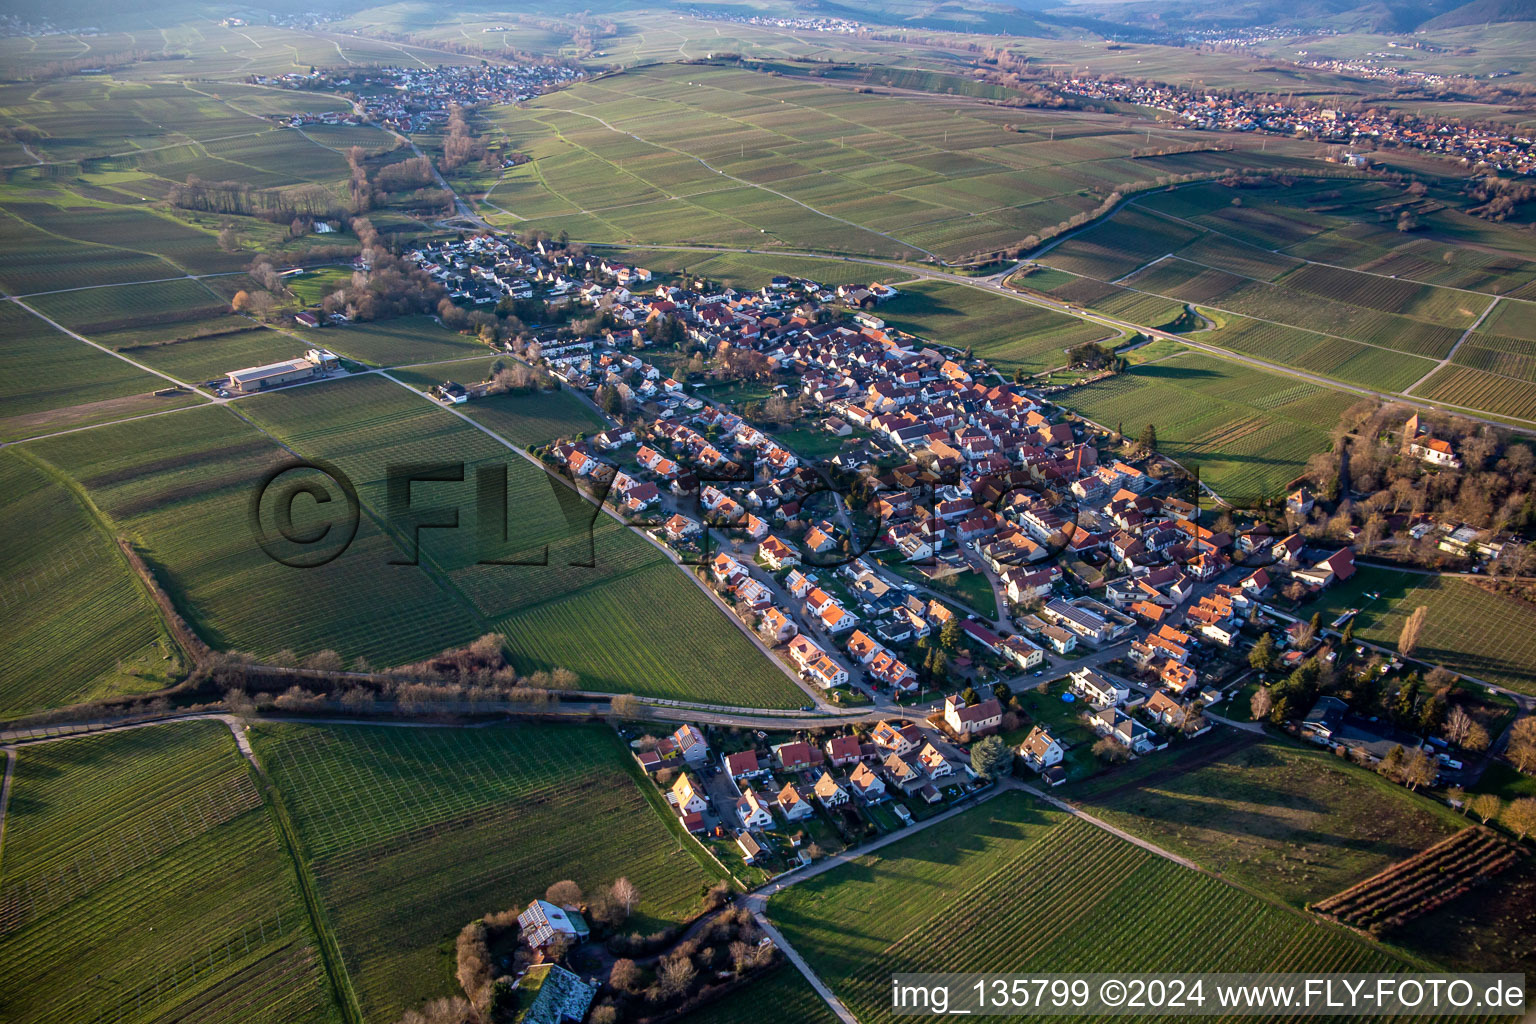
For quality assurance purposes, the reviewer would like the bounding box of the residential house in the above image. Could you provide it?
[758,606,797,643]
[813,771,849,807]
[871,720,919,756]
[724,750,769,783]
[1090,706,1155,754]
[825,735,863,766]
[881,751,923,792]
[849,761,887,801]
[736,788,775,829]
[1000,634,1045,671]
[917,742,954,780]
[518,900,591,953]
[776,781,814,821]
[671,773,708,815]
[774,741,824,770]
[759,535,800,570]
[943,693,1003,738]
[1017,725,1063,773]
[671,724,709,766]
[1145,690,1188,728]
[1070,667,1132,707]
[736,831,765,865]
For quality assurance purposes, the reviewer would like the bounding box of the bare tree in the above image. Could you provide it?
[1509,717,1536,774]
[396,996,477,1024]
[1444,706,1475,746]
[1398,605,1429,658]
[611,877,638,917]
[455,921,492,1012]
[546,880,583,907]
[1402,749,1438,791]
[657,955,696,999]
[609,958,641,991]
[610,693,642,718]
[1502,797,1536,841]
[1250,685,1273,722]
[1468,793,1502,824]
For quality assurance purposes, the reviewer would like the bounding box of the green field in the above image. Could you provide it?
[25,402,483,667]
[769,791,1416,1024]
[319,316,490,368]
[0,722,337,1024]
[876,279,1114,373]
[0,451,178,718]
[387,360,607,446]
[681,962,839,1024]
[1413,364,1536,423]
[0,301,192,441]
[483,62,1318,262]
[1073,738,1465,907]
[1307,567,1536,695]
[591,246,901,290]
[254,721,722,1021]
[238,375,805,706]
[1054,349,1355,501]
[1031,179,1536,414]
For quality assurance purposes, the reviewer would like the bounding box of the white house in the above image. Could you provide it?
[1090,706,1155,754]
[670,773,708,815]
[776,781,815,821]
[849,761,887,801]
[1070,668,1131,707]
[736,788,775,829]
[813,771,849,807]
[917,742,954,779]
[1017,725,1063,773]
[943,693,1003,737]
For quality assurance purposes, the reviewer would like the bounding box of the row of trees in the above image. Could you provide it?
[171,175,347,225]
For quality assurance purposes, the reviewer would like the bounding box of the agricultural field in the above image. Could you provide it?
[388,359,607,447]
[25,402,483,667]
[316,316,490,367]
[1031,178,1536,414]
[0,451,178,719]
[1308,567,1536,695]
[590,246,901,290]
[238,374,805,705]
[875,279,1114,374]
[1071,738,1466,908]
[1390,850,1536,977]
[769,791,1417,1024]
[482,62,1317,261]
[1054,349,1355,501]
[0,722,337,1024]
[681,962,840,1024]
[1313,827,1521,934]
[1414,364,1536,423]
[253,721,723,1022]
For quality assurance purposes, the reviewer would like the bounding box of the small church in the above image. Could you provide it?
[1403,413,1462,470]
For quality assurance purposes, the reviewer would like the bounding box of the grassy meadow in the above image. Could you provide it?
[1071,738,1466,907]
